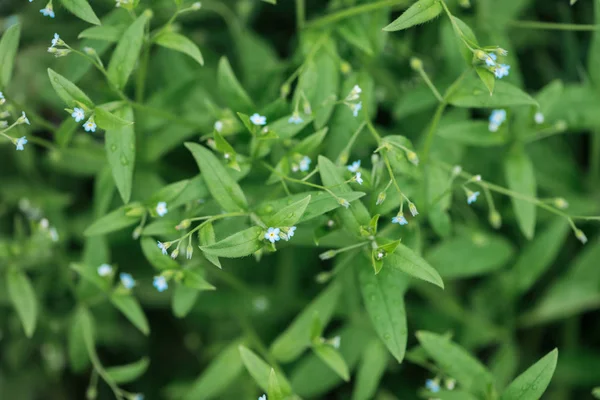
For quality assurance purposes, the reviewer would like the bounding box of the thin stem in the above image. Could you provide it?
[304,0,409,30]
[509,20,600,31]
[295,0,305,30]
[415,65,444,102]
[421,102,447,165]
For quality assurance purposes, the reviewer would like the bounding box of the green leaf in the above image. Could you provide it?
[106,357,150,384]
[239,345,293,394]
[55,117,79,148]
[318,156,370,235]
[352,340,388,400]
[172,284,199,318]
[218,57,254,112]
[0,23,21,88]
[500,349,558,400]
[200,226,263,258]
[476,67,496,95]
[437,121,507,146]
[447,73,538,108]
[183,341,244,400]
[267,114,314,140]
[271,283,342,362]
[104,106,135,204]
[78,25,126,42]
[504,145,537,239]
[47,68,94,109]
[109,292,150,335]
[268,369,285,400]
[383,0,443,31]
[95,106,133,131]
[145,179,190,209]
[107,11,152,90]
[313,344,350,381]
[426,232,515,279]
[310,312,324,342]
[140,236,180,270]
[213,129,240,171]
[182,269,215,291]
[68,309,91,372]
[6,268,38,338]
[70,263,111,292]
[155,32,204,66]
[60,0,101,25]
[593,387,600,399]
[385,243,444,288]
[84,203,142,236]
[358,260,407,363]
[185,143,248,212]
[199,223,221,268]
[417,331,494,396]
[337,17,374,55]
[263,195,311,227]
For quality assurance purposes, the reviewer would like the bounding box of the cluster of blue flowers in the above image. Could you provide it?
[264,226,297,244]
[97,263,168,293]
[488,109,506,132]
[482,50,510,79]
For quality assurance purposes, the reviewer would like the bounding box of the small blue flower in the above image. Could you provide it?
[156,201,168,217]
[157,241,168,255]
[392,214,408,225]
[15,136,27,151]
[250,113,266,126]
[299,156,311,172]
[71,107,85,122]
[486,53,497,66]
[83,117,96,132]
[489,109,506,132]
[214,120,223,132]
[0,92,5,105]
[120,273,136,289]
[264,227,280,244]
[494,64,510,79]
[40,3,55,18]
[351,101,362,117]
[355,172,363,185]
[425,379,440,393]
[287,226,296,239]
[132,394,144,400]
[97,264,113,276]
[467,191,480,204]
[18,111,30,125]
[288,113,304,124]
[258,395,267,400]
[347,160,361,172]
[534,112,544,124]
[153,276,168,292]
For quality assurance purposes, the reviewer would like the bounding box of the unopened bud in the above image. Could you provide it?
[376,191,386,205]
[186,244,193,259]
[489,210,502,229]
[555,120,567,131]
[191,1,201,10]
[408,202,418,217]
[553,198,568,209]
[83,46,96,55]
[280,84,290,98]
[171,248,180,259]
[410,57,423,70]
[132,226,143,240]
[406,151,419,166]
[319,250,336,260]
[575,229,588,244]
[176,219,191,230]
[338,198,350,209]
[340,61,352,75]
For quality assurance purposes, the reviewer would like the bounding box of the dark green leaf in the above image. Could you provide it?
[239,345,293,394]
[109,292,150,335]
[0,23,21,88]
[504,145,537,239]
[84,203,142,236]
[383,0,443,31]
[263,195,311,227]
[172,284,199,318]
[199,222,221,268]
[385,243,444,288]
[447,74,538,108]
[200,226,263,258]
[218,57,254,112]
[106,357,150,384]
[6,268,38,338]
[60,0,101,25]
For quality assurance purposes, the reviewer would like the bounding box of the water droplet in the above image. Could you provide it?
[53,78,59,82]
[120,155,128,165]
[384,333,391,340]
[110,144,117,152]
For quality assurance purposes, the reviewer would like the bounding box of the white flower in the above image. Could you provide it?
[71,107,85,122]
[346,85,362,101]
[97,264,113,277]
[15,136,27,151]
[331,336,341,349]
[351,101,362,117]
[214,120,223,132]
[83,117,96,132]
[288,112,304,124]
[467,191,480,205]
[265,227,280,244]
[258,395,267,400]
[40,2,55,18]
[49,227,59,242]
[284,226,296,241]
[18,111,30,125]
[51,33,60,47]
[0,121,7,128]
[153,276,168,292]
[250,113,266,126]
[299,156,311,172]
[494,64,510,79]
[347,160,361,172]
[40,218,50,229]
[534,112,545,124]
[157,241,169,255]
[392,214,408,225]
[408,202,418,217]
[191,2,202,10]
[156,201,168,217]
[0,92,5,105]
[354,172,363,185]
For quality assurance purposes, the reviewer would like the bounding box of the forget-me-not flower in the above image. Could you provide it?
[214,120,223,132]
[157,241,168,255]
[120,273,136,289]
[250,113,266,126]
[331,336,341,349]
[347,160,361,172]
[153,276,168,292]
[489,109,506,132]
[71,107,85,122]
[494,64,510,79]
[0,92,5,105]
[40,2,55,18]
[299,156,311,172]
[535,112,544,124]
[485,53,497,66]
[51,33,61,47]
[354,172,363,185]
[288,112,304,124]
[392,214,408,225]
[346,85,362,101]
[258,395,267,400]
[265,227,280,244]
[15,136,27,151]
[467,191,480,204]
[156,201,168,217]
[83,117,96,132]
[286,226,296,240]
[425,379,440,393]
[18,111,30,125]
[98,264,113,276]
[351,101,362,117]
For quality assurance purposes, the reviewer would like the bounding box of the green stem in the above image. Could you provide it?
[591,131,600,184]
[304,0,409,30]
[421,102,447,165]
[416,66,444,102]
[509,20,600,31]
[295,0,305,30]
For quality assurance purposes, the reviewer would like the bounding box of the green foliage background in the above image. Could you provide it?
[1,0,600,399]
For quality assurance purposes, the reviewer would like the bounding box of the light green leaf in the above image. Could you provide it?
[182,269,215,291]
[107,11,152,90]
[417,331,494,396]
[218,57,254,112]
[239,345,293,394]
[593,387,600,399]
[385,243,444,288]
[48,68,94,109]
[383,0,443,31]
[140,236,180,270]
[60,0,101,25]
[106,357,150,384]
[199,223,221,268]
[185,143,248,212]
[447,74,538,108]
[213,129,240,171]
[84,203,142,236]
[437,121,507,146]
[352,340,388,400]
[263,195,311,227]
[200,226,263,258]
[78,25,126,42]
[109,292,150,335]
[145,179,190,209]
[313,344,350,381]
[268,369,285,400]
[271,282,342,362]
[0,23,21,88]
[6,268,38,338]
[504,145,537,239]
[95,106,133,131]
[155,32,204,66]
[55,118,79,148]
[105,106,135,204]
[426,232,515,279]
[172,284,199,318]
[358,260,407,363]
[183,341,244,400]
[476,66,496,95]
[500,349,558,400]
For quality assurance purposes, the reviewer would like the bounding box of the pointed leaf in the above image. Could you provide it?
[500,349,558,400]
[383,0,443,31]
[109,292,150,335]
[172,284,199,318]
[199,222,221,268]
[218,57,254,112]
[385,243,444,288]
[105,106,135,204]
[6,268,38,338]
[239,346,293,394]
[84,203,142,236]
[504,145,537,239]
[447,74,538,108]
[352,340,388,400]
[0,23,21,88]
[263,195,311,227]
[155,32,204,66]
[106,357,150,384]
[60,0,101,25]
[200,226,263,258]
[95,106,133,131]
[48,68,94,109]
[313,344,350,381]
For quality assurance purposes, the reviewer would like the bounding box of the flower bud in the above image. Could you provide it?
[410,57,423,70]
[406,151,419,166]
[553,198,568,209]
[489,210,502,229]
[132,226,143,240]
[171,248,180,259]
[186,244,193,259]
[176,219,191,230]
[191,2,201,10]
[280,83,290,98]
[319,250,336,260]
[575,229,588,244]
[408,202,418,217]
[376,191,387,205]
[338,198,350,209]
